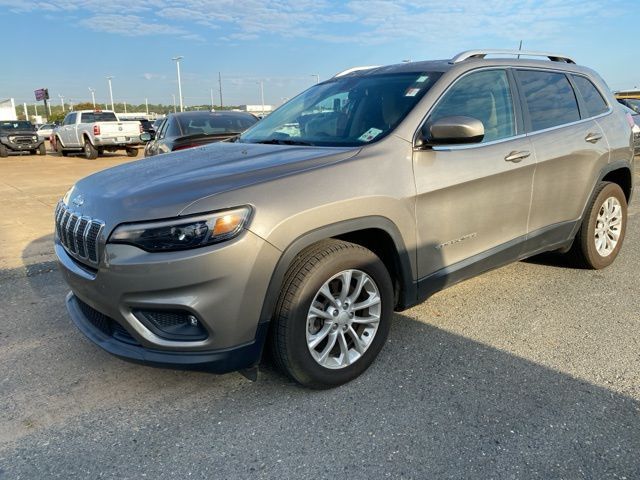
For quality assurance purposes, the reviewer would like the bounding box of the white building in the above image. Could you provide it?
[240,104,274,115]
[0,98,17,121]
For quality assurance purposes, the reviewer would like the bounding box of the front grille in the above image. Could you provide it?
[55,202,104,265]
[76,297,139,346]
[10,135,35,145]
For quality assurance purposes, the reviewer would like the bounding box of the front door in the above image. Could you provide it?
[413,68,535,280]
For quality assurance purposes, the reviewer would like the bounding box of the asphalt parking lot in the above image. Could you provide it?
[1,150,639,479]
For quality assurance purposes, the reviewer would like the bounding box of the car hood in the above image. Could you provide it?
[1,129,37,136]
[66,141,359,224]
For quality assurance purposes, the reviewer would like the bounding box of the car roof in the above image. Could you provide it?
[335,49,593,79]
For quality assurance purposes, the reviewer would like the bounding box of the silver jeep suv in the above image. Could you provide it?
[55,49,634,388]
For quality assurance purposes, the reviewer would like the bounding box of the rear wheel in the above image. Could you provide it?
[84,139,98,160]
[569,181,627,269]
[270,240,393,389]
[0,144,8,157]
[126,147,138,157]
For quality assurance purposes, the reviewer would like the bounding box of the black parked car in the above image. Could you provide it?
[144,111,258,157]
[0,120,46,157]
[135,118,156,140]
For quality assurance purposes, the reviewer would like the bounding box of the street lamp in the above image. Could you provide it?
[311,74,320,84]
[172,56,184,112]
[88,87,96,108]
[58,94,64,112]
[258,80,265,116]
[172,94,177,113]
[106,76,115,111]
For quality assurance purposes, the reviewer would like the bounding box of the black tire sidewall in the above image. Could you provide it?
[581,182,627,269]
[283,247,393,388]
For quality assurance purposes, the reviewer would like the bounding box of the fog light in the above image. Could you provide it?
[133,309,208,341]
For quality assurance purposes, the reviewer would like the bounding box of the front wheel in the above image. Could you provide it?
[568,181,627,269]
[126,147,138,157]
[38,143,46,155]
[56,137,68,157]
[0,144,8,158]
[270,240,393,389]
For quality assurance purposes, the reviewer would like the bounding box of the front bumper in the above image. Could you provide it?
[55,229,281,371]
[2,138,43,151]
[66,293,268,372]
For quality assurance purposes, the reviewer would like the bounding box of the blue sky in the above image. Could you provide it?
[0,0,637,108]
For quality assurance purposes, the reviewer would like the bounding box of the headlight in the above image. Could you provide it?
[109,207,251,252]
[32,135,37,141]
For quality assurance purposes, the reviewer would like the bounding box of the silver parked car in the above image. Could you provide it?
[55,49,634,388]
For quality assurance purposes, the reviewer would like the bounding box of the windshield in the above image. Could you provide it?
[239,71,442,147]
[0,121,34,131]
[177,112,258,135]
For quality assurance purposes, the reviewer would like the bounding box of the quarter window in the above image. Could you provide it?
[517,70,580,131]
[428,70,515,143]
[571,75,608,117]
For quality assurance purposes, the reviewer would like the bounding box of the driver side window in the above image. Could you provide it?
[429,69,515,143]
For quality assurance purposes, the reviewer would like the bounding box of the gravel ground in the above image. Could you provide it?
[0,152,638,479]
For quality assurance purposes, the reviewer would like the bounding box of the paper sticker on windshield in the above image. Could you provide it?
[358,128,383,142]
[405,88,421,97]
[416,75,429,83]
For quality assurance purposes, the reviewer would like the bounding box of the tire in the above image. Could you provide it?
[568,181,627,269]
[56,137,68,157]
[30,149,37,155]
[0,144,8,158]
[84,139,98,160]
[38,143,46,155]
[270,239,393,389]
[126,147,139,157]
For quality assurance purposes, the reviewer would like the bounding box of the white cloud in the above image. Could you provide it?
[0,0,618,44]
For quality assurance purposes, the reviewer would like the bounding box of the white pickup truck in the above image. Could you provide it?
[54,110,148,159]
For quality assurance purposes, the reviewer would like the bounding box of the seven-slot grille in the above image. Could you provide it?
[55,202,104,265]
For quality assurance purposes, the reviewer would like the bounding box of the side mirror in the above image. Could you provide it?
[416,115,484,148]
[140,132,151,142]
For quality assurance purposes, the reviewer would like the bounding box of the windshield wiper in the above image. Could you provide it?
[254,138,314,146]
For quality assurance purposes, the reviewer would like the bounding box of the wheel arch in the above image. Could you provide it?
[257,217,417,326]
[601,164,633,202]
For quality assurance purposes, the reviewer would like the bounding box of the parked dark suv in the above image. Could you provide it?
[0,120,46,157]
[55,49,634,388]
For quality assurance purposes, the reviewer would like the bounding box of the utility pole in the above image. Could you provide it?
[106,76,115,111]
[259,80,265,116]
[172,56,184,112]
[218,72,223,108]
[88,87,96,108]
[145,98,149,115]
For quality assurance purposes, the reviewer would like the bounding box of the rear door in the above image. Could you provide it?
[517,69,610,239]
[413,68,535,279]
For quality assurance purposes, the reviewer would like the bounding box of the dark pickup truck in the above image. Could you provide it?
[0,120,46,157]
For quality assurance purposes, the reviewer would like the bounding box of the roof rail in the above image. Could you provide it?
[451,49,576,64]
[333,65,380,78]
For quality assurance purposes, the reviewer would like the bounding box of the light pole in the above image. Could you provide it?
[106,76,115,111]
[145,98,149,115]
[58,94,64,112]
[88,87,96,108]
[311,74,320,84]
[258,80,265,116]
[172,94,177,113]
[210,88,215,111]
[172,56,184,112]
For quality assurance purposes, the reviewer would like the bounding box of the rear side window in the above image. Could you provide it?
[429,69,516,143]
[571,75,608,117]
[517,70,580,131]
[165,118,182,138]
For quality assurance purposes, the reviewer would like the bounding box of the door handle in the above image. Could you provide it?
[504,150,531,163]
[585,132,603,143]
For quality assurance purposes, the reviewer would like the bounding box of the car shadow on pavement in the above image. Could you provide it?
[4,257,639,477]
